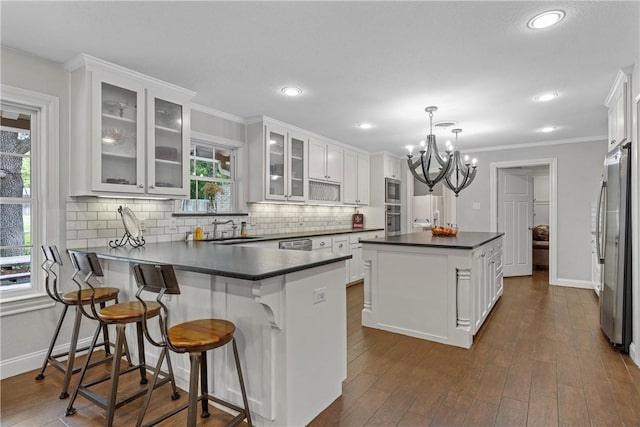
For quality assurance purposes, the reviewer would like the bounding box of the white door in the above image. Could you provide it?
[498,169,533,276]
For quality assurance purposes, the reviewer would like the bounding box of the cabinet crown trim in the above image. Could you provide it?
[604,67,633,107]
[64,53,196,98]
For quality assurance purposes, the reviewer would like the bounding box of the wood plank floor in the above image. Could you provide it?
[2,271,639,426]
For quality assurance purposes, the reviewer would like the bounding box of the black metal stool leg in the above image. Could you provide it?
[187,353,201,427]
[99,301,111,356]
[200,351,210,418]
[135,347,166,427]
[136,321,148,384]
[66,322,102,416]
[104,323,126,427]
[36,304,69,381]
[164,347,180,401]
[59,306,83,399]
[232,338,253,426]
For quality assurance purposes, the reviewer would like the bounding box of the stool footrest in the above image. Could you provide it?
[46,342,114,376]
[73,366,173,412]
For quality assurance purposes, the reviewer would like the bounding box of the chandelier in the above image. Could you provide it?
[406,106,477,197]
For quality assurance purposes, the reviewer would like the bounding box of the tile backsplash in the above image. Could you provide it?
[66,197,357,249]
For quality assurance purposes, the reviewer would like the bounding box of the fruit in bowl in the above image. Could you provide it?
[431,225,458,236]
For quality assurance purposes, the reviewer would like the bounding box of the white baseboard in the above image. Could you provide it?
[0,336,93,380]
[553,278,594,290]
[630,342,639,368]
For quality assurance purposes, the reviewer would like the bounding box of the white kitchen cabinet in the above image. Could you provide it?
[343,150,370,205]
[472,238,503,334]
[247,118,308,203]
[66,54,194,197]
[605,68,632,151]
[311,236,332,252]
[383,154,402,179]
[308,139,343,183]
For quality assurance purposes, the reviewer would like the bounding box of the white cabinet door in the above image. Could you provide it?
[308,139,327,181]
[92,71,146,194]
[384,155,401,179]
[326,143,343,183]
[343,151,358,204]
[288,132,307,201]
[349,243,363,283]
[356,153,370,205]
[147,88,190,196]
[265,124,288,201]
[614,83,627,146]
[308,139,343,183]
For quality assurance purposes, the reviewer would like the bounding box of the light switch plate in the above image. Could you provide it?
[313,287,327,304]
[472,202,481,210]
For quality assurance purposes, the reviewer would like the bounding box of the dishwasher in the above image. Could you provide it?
[278,239,312,251]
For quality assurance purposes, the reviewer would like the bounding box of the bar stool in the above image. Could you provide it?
[132,263,252,427]
[65,250,179,427]
[36,245,121,399]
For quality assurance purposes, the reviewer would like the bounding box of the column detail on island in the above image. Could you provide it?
[456,268,472,330]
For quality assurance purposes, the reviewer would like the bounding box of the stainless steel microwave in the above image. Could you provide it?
[385,178,401,204]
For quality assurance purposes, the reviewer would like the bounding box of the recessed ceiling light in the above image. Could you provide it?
[534,92,558,102]
[357,123,373,129]
[281,87,302,96]
[527,10,566,29]
[539,126,556,133]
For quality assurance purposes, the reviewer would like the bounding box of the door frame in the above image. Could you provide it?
[490,158,558,285]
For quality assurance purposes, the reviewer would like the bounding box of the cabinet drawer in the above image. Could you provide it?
[332,237,349,254]
[312,236,332,250]
[349,233,368,244]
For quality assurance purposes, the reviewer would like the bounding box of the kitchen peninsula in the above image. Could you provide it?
[360,231,504,349]
[81,241,350,427]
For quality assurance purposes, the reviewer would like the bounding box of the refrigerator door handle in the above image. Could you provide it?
[596,180,606,264]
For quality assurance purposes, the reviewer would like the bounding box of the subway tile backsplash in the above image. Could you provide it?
[65,197,356,249]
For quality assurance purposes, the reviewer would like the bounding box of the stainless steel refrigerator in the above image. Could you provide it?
[596,142,632,352]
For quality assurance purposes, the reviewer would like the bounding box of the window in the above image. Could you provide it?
[176,141,236,213]
[1,108,35,292]
[0,86,60,316]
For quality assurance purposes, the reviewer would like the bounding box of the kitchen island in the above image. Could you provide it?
[360,231,504,349]
[81,241,350,427]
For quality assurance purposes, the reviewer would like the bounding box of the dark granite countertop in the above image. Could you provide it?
[360,231,504,250]
[82,241,351,281]
[223,227,385,244]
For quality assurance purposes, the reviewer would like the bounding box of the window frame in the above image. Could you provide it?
[176,132,243,213]
[0,85,60,316]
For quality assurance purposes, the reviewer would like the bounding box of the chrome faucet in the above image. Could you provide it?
[212,219,236,239]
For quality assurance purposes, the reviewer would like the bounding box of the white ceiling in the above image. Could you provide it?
[1,1,638,155]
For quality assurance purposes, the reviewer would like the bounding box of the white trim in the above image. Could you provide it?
[0,335,93,380]
[630,343,638,368]
[191,103,246,125]
[463,135,606,154]
[64,53,196,98]
[604,67,633,107]
[553,278,593,289]
[190,131,244,149]
[490,158,558,285]
[0,84,60,316]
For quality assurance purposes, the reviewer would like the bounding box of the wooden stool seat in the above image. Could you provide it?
[168,319,235,350]
[62,287,120,304]
[98,301,161,323]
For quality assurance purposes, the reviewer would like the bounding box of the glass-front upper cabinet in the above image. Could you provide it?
[147,92,189,196]
[94,75,145,193]
[66,54,194,197]
[264,124,307,201]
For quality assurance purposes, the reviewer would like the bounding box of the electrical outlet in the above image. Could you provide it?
[472,202,481,210]
[138,220,146,231]
[169,217,177,232]
[313,287,327,304]
[161,294,171,303]
[249,214,256,226]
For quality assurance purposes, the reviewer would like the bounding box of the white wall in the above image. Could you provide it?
[0,47,72,373]
[456,140,607,283]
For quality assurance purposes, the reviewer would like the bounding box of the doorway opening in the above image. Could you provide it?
[490,159,558,285]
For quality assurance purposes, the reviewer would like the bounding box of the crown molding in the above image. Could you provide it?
[604,66,634,107]
[191,103,246,124]
[461,135,607,153]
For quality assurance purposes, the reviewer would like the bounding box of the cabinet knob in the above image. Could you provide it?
[320,242,325,246]
[339,243,344,248]
[138,184,144,189]
[150,185,155,189]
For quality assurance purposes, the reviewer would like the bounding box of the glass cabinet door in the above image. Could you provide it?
[288,134,306,200]
[149,96,185,194]
[97,80,144,192]
[267,128,286,199]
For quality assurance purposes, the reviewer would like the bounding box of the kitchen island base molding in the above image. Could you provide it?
[101,259,347,427]
[362,234,503,349]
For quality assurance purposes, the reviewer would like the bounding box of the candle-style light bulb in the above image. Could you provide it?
[445,140,453,153]
[472,158,478,166]
[419,140,426,148]
[464,155,470,165]
[406,145,414,155]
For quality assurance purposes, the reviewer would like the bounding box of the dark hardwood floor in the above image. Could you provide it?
[2,271,639,426]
